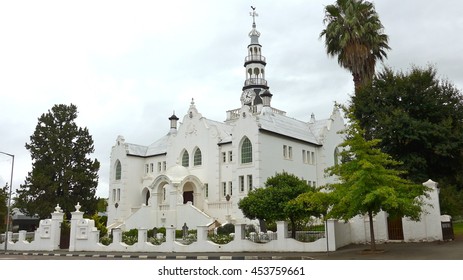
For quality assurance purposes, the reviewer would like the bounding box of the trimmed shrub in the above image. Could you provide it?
[122,229,138,245]
[217,223,235,235]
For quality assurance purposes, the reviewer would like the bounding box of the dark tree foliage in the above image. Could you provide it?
[238,172,313,238]
[0,184,8,232]
[351,66,463,216]
[15,104,100,218]
[96,197,108,213]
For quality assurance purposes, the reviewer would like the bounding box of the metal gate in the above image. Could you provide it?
[387,216,404,240]
[441,221,454,240]
[59,221,70,249]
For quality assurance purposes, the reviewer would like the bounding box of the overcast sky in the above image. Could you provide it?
[1,0,462,199]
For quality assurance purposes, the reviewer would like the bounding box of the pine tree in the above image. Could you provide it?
[15,104,100,218]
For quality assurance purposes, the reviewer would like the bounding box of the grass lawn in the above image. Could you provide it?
[454,221,463,237]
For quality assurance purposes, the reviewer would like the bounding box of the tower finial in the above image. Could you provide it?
[248,6,260,41]
[250,6,258,25]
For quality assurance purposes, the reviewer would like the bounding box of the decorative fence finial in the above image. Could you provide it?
[75,202,81,212]
[54,204,62,213]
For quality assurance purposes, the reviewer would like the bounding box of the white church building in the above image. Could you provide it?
[105,9,444,244]
[106,11,345,231]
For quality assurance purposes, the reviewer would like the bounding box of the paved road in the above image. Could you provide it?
[1,239,462,260]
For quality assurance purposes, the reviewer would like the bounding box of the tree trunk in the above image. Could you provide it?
[353,72,362,94]
[290,218,296,239]
[368,210,376,251]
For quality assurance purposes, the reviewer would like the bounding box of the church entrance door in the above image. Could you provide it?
[183,191,193,204]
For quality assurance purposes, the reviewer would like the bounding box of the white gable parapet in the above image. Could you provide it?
[342,179,444,244]
[403,179,443,242]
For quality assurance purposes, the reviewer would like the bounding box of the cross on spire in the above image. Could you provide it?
[250,6,258,25]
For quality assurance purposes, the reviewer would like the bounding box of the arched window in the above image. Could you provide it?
[241,137,253,164]
[193,148,202,166]
[181,150,189,167]
[334,147,340,166]
[145,189,150,206]
[115,160,122,180]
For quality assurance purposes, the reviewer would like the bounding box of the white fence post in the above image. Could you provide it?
[197,225,208,242]
[276,221,288,239]
[326,219,337,251]
[69,203,84,251]
[138,228,147,243]
[234,224,245,240]
[50,205,64,250]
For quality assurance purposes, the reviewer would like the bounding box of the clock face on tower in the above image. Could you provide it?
[241,89,255,105]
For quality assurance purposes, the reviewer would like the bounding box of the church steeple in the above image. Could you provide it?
[241,6,269,106]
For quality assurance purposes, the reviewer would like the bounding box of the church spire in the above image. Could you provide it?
[241,6,269,106]
[249,6,260,44]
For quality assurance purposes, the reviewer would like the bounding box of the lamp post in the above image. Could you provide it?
[0,151,14,252]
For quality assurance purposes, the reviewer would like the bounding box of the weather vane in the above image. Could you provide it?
[250,6,258,24]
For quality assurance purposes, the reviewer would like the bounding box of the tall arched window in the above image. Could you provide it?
[193,148,202,166]
[181,150,189,167]
[145,189,150,206]
[115,160,122,180]
[334,147,340,166]
[241,137,253,164]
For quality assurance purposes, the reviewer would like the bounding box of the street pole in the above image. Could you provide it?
[1,151,14,252]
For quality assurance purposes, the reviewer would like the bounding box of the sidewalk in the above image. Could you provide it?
[309,239,463,260]
[1,239,462,260]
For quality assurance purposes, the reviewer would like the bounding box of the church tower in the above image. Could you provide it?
[240,7,270,107]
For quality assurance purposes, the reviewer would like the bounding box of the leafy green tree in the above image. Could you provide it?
[238,172,312,238]
[92,213,108,237]
[0,184,8,232]
[290,189,332,221]
[96,197,108,213]
[439,185,463,218]
[326,109,429,251]
[15,104,100,219]
[351,66,463,216]
[320,0,390,92]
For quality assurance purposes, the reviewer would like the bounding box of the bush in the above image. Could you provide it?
[157,227,166,236]
[122,229,138,245]
[176,228,197,239]
[149,235,166,245]
[217,223,235,235]
[100,235,112,246]
[92,214,108,237]
[183,233,197,244]
[245,224,256,237]
[266,221,277,232]
[209,234,234,244]
[148,227,166,238]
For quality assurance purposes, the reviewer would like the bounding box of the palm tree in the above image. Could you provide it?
[320,0,390,92]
